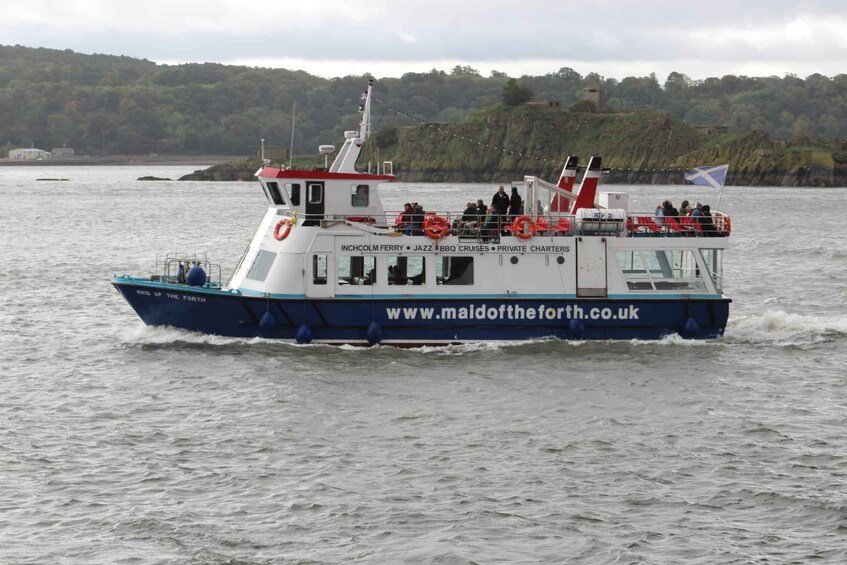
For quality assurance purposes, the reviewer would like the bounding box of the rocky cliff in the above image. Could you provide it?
[183,106,847,186]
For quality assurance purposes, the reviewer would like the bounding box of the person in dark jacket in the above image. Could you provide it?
[662,200,679,221]
[491,185,510,215]
[508,187,523,220]
[458,201,478,234]
[475,199,488,223]
[410,202,425,234]
[699,204,717,236]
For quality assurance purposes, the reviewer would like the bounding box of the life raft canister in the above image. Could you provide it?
[512,215,537,240]
[423,215,451,240]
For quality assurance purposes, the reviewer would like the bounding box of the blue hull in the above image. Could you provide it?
[112,277,730,344]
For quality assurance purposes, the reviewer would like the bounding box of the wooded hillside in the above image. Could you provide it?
[2,44,847,162]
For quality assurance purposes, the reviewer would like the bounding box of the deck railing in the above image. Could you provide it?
[153,253,223,287]
[332,210,731,240]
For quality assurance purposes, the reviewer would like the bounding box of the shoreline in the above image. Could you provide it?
[0,155,245,167]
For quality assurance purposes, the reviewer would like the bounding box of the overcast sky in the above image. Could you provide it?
[4,0,846,81]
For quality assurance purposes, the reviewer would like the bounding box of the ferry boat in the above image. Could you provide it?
[112,80,731,345]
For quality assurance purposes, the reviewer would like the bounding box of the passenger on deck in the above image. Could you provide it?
[654,204,665,226]
[176,261,186,284]
[679,200,691,216]
[508,187,523,220]
[481,206,502,242]
[690,202,703,219]
[475,199,488,224]
[700,204,717,236]
[396,202,414,234]
[662,200,679,221]
[459,201,478,234]
[410,202,425,235]
[492,185,510,215]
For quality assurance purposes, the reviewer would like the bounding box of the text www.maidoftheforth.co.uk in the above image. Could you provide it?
[385,304,640,322]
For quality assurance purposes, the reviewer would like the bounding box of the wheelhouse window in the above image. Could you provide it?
[308,183,323,204]
[389,256,425,286]
[286,183,301,206]
[437,256,474,285]
[351,184,369,207]
[265,181,285,205]
[616,249,707,291]
[246,250,276,282]
[312,254,327,285]
[337,255,376,285]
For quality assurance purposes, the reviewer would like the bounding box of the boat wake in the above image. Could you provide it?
[118,324,296,351]
[118,324,722,356]
[725,309,847,346]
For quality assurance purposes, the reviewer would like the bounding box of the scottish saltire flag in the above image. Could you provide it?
[684,164,729,188]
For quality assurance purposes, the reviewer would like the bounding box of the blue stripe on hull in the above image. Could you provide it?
[113,280,730,342]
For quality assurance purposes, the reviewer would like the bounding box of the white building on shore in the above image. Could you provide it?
[52,147,75,158]
[9,148,52,160]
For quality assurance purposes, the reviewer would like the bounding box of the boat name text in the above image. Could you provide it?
[135,289,207,303]
[339,243,570,254]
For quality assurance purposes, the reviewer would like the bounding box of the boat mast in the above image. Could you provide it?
[329,79,373,173]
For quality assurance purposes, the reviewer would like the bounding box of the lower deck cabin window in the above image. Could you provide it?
[246,250,277,282]
[312,254,327,285]
[337,255,376,285]
[616,249,706,291]
[437,256,474,285]
[389,256,425,285]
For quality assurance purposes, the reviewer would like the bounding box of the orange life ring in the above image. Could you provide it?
[274,217,292,240]
[724,215,732,235]
[423,215,451,240]
[512,215,537,240]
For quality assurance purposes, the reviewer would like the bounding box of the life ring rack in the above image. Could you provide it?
[273,213,297,241]
[715,212,732,236]
[512,215,537,240]
[423,215,451,240]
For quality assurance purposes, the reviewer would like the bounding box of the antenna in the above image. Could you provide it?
[289,101,296,168]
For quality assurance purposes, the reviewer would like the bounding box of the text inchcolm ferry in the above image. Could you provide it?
[113,80,731,345]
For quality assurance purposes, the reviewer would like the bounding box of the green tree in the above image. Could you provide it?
[502,79,533,106]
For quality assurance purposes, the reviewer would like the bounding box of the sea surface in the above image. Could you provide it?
[1,165,846,564]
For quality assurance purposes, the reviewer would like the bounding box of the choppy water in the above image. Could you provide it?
[1,165,846,564]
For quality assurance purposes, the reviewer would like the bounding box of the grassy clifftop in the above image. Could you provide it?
[185,105,847,186]
[373,105,847,186]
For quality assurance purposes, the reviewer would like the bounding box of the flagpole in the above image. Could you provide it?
[716,166,728,211]
[289,101,296,169]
